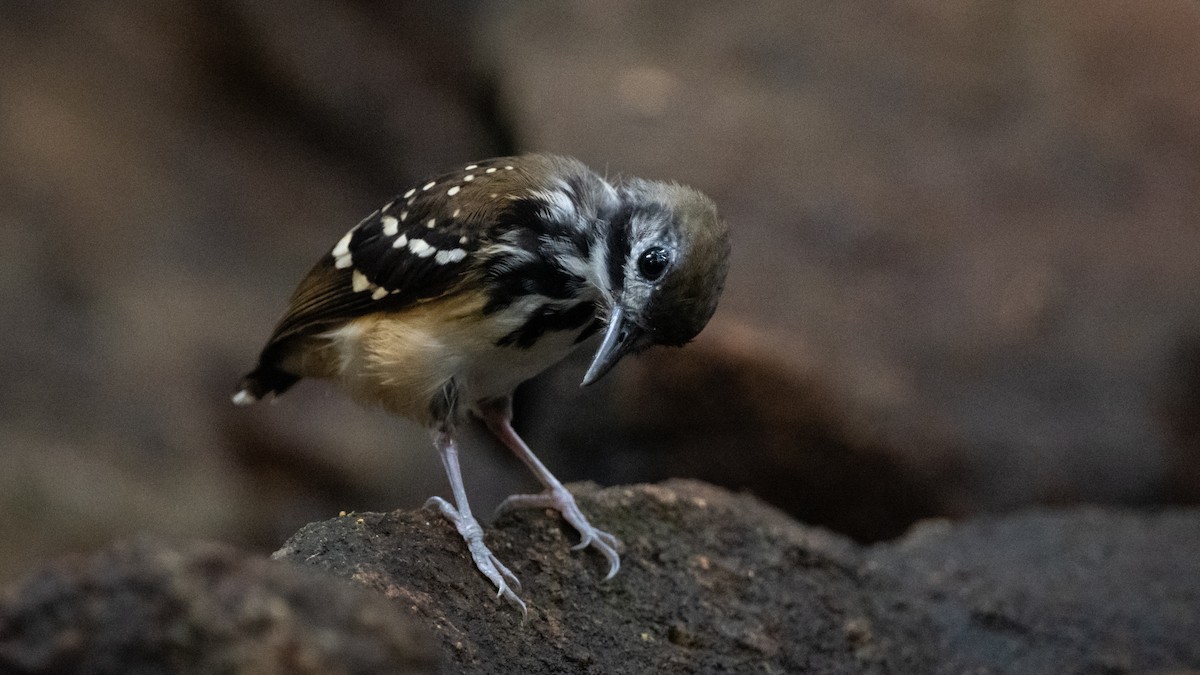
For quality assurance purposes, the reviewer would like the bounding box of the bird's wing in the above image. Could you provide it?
[257,155,613,363]
[264,190,485,349]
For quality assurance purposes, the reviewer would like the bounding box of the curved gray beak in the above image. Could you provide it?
[581,306,644,386]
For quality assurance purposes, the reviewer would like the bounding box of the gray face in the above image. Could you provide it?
[581,177,730,386]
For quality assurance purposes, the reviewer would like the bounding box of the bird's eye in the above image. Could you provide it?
[637,247,670,280]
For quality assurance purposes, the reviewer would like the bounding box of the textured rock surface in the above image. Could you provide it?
[0,538,438,674]
[274,481,1200,674]
[2,482,1195,673]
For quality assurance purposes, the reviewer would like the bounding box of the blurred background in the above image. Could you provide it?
[3,0,1200,583]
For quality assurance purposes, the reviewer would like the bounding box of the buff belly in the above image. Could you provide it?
[308,293,594,425]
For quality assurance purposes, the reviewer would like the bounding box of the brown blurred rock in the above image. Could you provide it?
[484,0,1200,519]
[0,538,438,674]
[520,319,967,541]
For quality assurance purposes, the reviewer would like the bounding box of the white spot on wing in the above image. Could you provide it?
[505,165,514,170]
[465,164,478,170]
[435,248,467,264]
[399,210,408,221]
[232,390,257,406]
[332,229,354,268]
[371,287,388,300]
[452,208,461,218]
[381,215,399,236]
[351,270,371,292]
[447,186,461,196]
[485,167,497,174]
[403,188,416,198]
[422,181,436,191]
[408,238,436,257]
[332,230,353,258]
[463,174,474,182]
[392,234,408,249]
[459,235,469,244]
[426,218,436,228]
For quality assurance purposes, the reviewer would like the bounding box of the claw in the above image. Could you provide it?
[495,486,621,579]
[426,497,527,614]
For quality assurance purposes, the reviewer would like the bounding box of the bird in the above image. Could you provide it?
[233,154,730,612]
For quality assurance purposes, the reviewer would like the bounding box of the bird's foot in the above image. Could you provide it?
[495,486,621,579]
[425,496,526,614]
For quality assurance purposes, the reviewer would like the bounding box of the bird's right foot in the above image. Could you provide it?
[425,496,526,615]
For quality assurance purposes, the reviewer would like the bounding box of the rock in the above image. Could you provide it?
[865,509,1200,674]
[274,480,1200,673]
[0,538,438,674]
[518,320,967,542]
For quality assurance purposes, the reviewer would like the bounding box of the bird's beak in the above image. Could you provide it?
[581,306,644,386]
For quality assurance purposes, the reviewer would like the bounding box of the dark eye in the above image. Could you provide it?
[637,247,670,280]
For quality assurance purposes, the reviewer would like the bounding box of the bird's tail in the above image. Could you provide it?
[232,364,300,406]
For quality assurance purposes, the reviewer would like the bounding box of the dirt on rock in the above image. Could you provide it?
[271,480,1200,674]
[2,480,1196,673]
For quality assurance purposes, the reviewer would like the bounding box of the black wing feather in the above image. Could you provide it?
[253,174,489,375]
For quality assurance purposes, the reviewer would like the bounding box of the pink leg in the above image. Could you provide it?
[424,428,526,613]
[479,397,621,579]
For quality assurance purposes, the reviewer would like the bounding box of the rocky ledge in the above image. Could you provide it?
[3,480,1198,674]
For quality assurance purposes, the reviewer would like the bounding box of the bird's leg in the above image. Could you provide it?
[424,428,526,613]
[479,396,621,579]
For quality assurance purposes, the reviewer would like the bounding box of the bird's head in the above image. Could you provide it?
[582,178,731,386]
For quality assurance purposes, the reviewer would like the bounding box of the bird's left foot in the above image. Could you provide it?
[425,496,527,614]
[495,486,621,579]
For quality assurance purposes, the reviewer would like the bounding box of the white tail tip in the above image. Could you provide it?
[231,390,258,406]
